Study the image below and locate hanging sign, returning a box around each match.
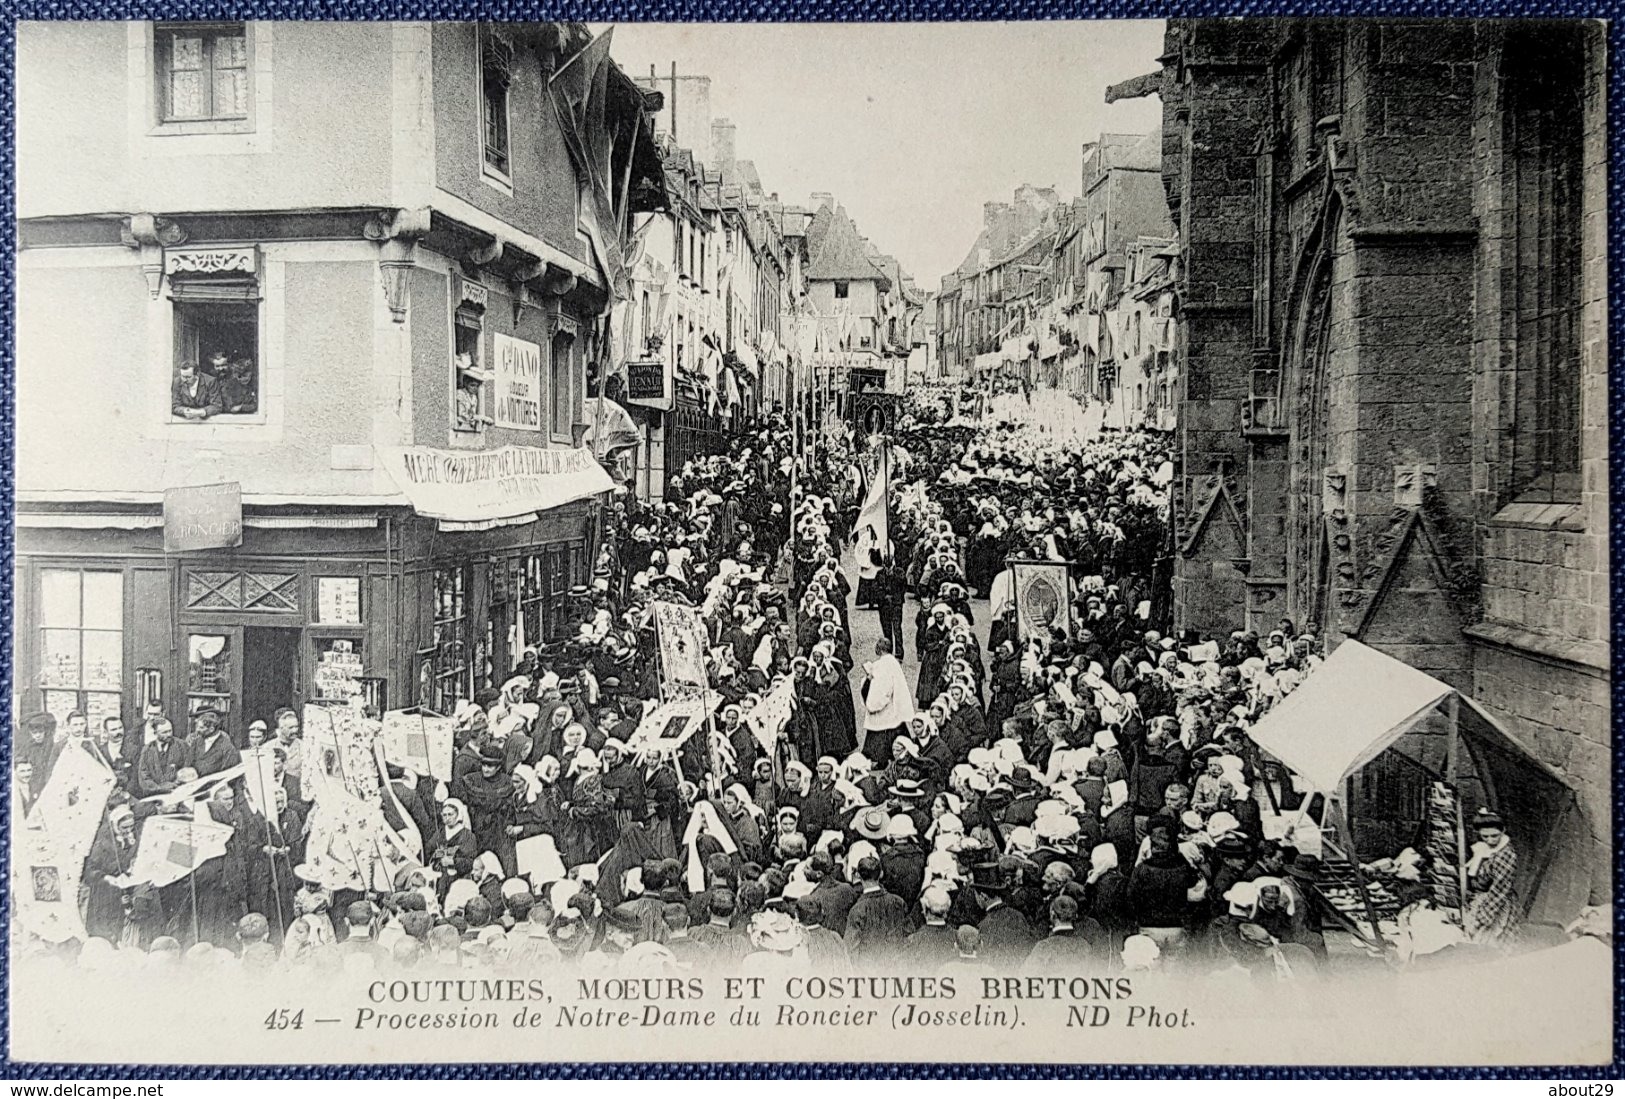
[163,482,243,553]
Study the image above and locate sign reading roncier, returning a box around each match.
[163,482,244,552]
[375,444,615,525]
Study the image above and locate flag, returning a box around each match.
[653,601,710,690]
[627,693,719,759]
[300,788,417,894]
[114,813,234,890]
[13,825,87,943]
[745,676,797,756]
[302,702,383,806]
[380,710,454,784]
[239,747,282,819]
[33,745,118,867]
[140,764,244,813]
[854,443,889,569]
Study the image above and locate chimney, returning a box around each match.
[810,192,835,210]
[710,118,737,176]
[983,201,1010,229]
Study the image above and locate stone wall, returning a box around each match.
[1163,18,1610,904]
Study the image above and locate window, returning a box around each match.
[548,549,572,639]
[156,23,248,125]
[1506,26,1585,504]
[39,569,123,727]
[172,300,259,421]
[550,331,576,441]
[185,632,233,720]
[168,248,262,422]
[312,638,364,702]
[834,281,850,300]
[640,291,652,352]
[429,566,470,713]
[453,280,491,432]
[479,27,514,179]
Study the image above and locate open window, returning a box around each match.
[168,248,262,422]
[452,277,491,432]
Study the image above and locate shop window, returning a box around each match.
[185,632,233,719]
[155,22,249,129]
[550,331,576,442]
[453,280,492,432]
[479,26,514,180]
[547,548,572,639]
[519,555,547,652]
[429,566,470,713]
[39,569,124,727]
[312,637,364,702]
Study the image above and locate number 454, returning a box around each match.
[265,1009,305,1031]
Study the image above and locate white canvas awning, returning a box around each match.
[1244,640,1454,793]
[375,444,613,532]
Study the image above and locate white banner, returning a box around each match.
[492,333,544,431]
[1013,560,1073,643]
[653,601,710,690]
[380,709,455,784]
[375,444,614,525]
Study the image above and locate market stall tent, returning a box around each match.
[1247,639,1590,927]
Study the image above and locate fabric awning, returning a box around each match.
[1245,640,1453,793]
[375,444,613,531]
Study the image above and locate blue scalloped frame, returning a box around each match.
[0,1,1619,1079]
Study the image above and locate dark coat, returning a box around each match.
[844,886,909,962]
[977,901,1038,969]
[1127,851,1198,930]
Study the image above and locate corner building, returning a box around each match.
[15,22,665,727]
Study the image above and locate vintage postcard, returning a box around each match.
[7,17,1612,1069]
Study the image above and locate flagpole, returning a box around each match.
[252,750,288,940]
[187,812,200,947]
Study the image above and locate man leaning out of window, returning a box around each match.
[173,359,224,420]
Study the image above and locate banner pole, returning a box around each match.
[187,813,200,947]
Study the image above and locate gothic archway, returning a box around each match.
[1281,191,1340,632]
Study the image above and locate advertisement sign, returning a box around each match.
[163,482,243,553]
[625,359,671,410]
[492,333,544,431]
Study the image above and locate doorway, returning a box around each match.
[242,626,302,733]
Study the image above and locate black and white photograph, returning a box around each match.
[6,16,1613,1068]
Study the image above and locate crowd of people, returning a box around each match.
[13,397,1548,984]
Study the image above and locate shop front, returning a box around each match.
[15,507,396,732]
[16,444,615,736]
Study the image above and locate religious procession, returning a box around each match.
[11,383,1601,986]
[9,19,1607,1011]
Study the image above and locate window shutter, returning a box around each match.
[169,279,261,303]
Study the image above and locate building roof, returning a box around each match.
[806,205,890,287]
